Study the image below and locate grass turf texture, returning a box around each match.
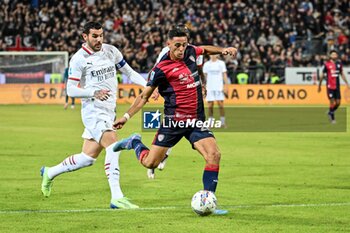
[0,104,349,233]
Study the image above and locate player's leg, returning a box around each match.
[192,134,227,215]
[114,134,168,168]
[193,137,221,192]
[100,131,123,200]
[142,130,182,168]
[158,147,172,170]
[147,147,172,179]
[334,99,341,111]
[331,98,341,124]
[41,139,101,197]
[328,98,336,123]
[71,97,75,109]
[327,89,336,123]
[206,91,215,121]
[100,130,139,209]
[140,145,169,169]
[217,100,226,127]
[113,129,179,169]
[333,89,341,112]
[64,95,69,109]
[208,101,214,120]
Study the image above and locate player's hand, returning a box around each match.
[317,86,321,93]
[94,90,110,101]
[113,117,127,130]
[151,88,160,100]
[222,47,237,57]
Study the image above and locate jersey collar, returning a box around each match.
[82,43,94,55]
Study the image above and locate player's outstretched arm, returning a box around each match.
[146,71,160,100]
[119,63,147,87]
[200,45,237,57]
[120,63,160,99]
[113,86,156,129]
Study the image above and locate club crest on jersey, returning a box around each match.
[150,71,155,81]
[189,55,195,62]
[158,134,165,142]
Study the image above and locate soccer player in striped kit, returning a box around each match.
[318,50,349,123]
[113,26,237,214]
[146,25,205,179]
[40,22,147,209]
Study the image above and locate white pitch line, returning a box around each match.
[0,202,349,214]
[228,202,350,209]
[0,206,176,214]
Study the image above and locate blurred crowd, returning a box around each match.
[0,0,349,83]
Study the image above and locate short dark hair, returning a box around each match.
[329,50,338,55]
[83,22,102,35]
[167,25,190,39]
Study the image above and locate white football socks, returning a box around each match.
[105,143,124,200]
[47,152,96,179]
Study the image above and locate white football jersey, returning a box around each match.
[203,59,227,91]
[68,43,124,109]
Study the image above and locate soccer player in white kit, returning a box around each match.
[203,55,229,127]
[40,22,146,209]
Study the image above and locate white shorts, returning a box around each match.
[81,100,116,143]
[206,90,225,102]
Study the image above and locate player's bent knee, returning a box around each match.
[142,158,160,169]
[206,150,221,164]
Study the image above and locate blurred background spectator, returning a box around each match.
[0,0,349,84]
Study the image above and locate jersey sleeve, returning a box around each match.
[147,67,166,87]
[193,46,204,57]
[196,55,204,66]
[112,46,127,69]
[68,55,83,81]
[221,61,227,72]
[156,47,169,64]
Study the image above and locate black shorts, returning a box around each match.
[152,126,215,149]
[327,88,341,100]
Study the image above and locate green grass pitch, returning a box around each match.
[0,104,349,233]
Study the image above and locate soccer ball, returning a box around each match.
[191,190,217,216]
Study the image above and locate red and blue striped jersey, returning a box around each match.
[322,60,343,90]
[147,45,205,121]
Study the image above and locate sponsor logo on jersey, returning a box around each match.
[187,80,201,88]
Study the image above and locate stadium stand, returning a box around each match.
[0,0,349,83]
